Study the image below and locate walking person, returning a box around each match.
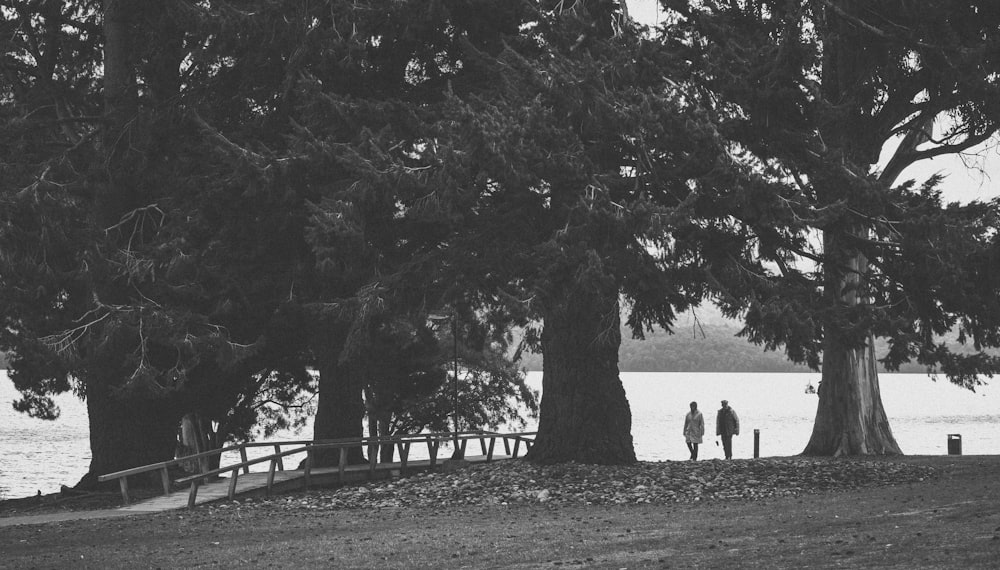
[716,400,740,459]
[683,401,704,460]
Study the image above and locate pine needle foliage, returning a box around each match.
[663,0,1000,387]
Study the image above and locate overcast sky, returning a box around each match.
[624,0,1000,204]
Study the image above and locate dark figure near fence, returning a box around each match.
[716,400,740,459]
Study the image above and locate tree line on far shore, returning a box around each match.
[520,315,962,374]
[5,335,944,375]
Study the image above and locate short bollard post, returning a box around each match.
[753,429,760,458]
[947,434,962,455]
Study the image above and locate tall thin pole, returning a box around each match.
[451,315,463,459]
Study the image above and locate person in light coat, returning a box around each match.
[683,401,705,461]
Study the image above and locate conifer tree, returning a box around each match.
[280,0,545,463]
[664,0,1000,455]
[305,0,758,464]
[1,0,318,485]
[3,0,539,480]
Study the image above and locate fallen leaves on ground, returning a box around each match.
[224,458,935,513]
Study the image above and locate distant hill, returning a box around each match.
[519,307,942,373]
[0,313,960,375]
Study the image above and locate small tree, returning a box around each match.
[361,315,537,461]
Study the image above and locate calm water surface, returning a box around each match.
[1,370,997,499]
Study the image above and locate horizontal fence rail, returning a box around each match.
[98,431,536,508]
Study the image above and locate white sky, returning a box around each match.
[625,0,1000,205]
[895,144,1000,204]
[627,0,663,26]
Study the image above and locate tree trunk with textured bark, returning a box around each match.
[527,282,635,465]
[312,349,367,466]
[804,331,901,455]
[804,231,902,456]
[803,0,902,456]
[78,368,181,489]
[75,0,183,490]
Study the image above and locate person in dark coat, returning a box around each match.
[716,400,740,459]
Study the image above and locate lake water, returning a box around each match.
[2,370,997,500]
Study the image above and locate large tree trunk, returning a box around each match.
[78,369,181,489]
[73,1,182,489]
[175,413,222,475]
[804,331,901,455]
[312,351,367,466]
[803,232,902,456]
[377,417,394,462]
[98,0,138,226]
[363,384,395,462]
[804,1,902,455]
[527,282,635,465]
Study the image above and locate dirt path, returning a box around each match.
[1,455,997,569]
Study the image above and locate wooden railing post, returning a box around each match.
[118,477,130,505]
[338,446,348,483]
[187,481,200,509]
[240,445,250,475]
[159,467,171,495]
[429,439,440,468]
[266,459,277,496]
[303,445,313,489]
[274,444,284,471]
[400,442,411,475]
[486,437,496,462]
[227,470,239,500]
[368,441,378,477]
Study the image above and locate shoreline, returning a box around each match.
[5,370,998,500]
